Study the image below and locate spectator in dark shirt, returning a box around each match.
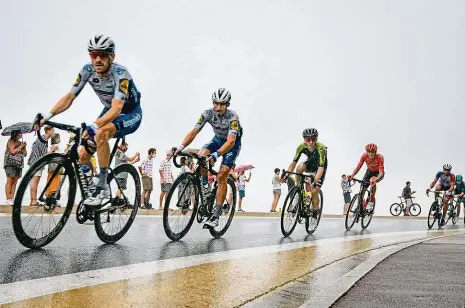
[402,181,416,216]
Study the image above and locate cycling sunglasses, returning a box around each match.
[304,137,317,142]
[89,51,111,59]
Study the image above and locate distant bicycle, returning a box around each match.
[443,196,459,226]
[426,190,445,229]
[12,115,140,249]
[280,170,324,237]
[163,150,236,241]
[389,196,421,216]
[345,178,375,231]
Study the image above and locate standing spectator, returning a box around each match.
[114,142,140,199]
[4,130,27,205]
[159,149,174,210]
[237,170,252,212]
[138,148,156,209]
[402,181,416,216]
[45,133,62,202]
[341,174,352,215]
[270,168,284,213]
[28,126,54,206]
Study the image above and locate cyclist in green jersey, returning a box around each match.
[453,174,465,218]
[284,128,327,218]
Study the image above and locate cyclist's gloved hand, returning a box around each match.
[209,151,220,163]
[175,145,184,156]
[85,123,98,137]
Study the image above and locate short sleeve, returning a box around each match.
[113,68,133,102]
[70,64,93,97]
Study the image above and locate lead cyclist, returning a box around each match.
[39,34,143,207]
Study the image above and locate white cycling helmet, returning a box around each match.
[88,34,115,53]
[212,88,231,103]
[443,164,452,170]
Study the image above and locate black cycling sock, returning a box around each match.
[98,167,108,188]
[214,204,222,218]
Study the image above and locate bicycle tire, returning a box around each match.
[443,201,454,226]
[389,203,402,216]
[209,177,237,238]
[427,200,439,229]
[305,190,324,235]
[12,154,76,249]
[345,193,360,231]
[361,199,375,230]
[94,164,141,243]
[163,172,199,241]
[281,186,301,237]
[408,203,421,217]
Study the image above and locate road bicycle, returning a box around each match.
[389,196,421,216]
[163,150,236,241]
[426,190,446,229]
[345,178,375,231]
[12,116,140,249]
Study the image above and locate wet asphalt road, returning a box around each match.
[0,215,455,285]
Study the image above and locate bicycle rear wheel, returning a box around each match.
[305,190,323,235]
[281,186,301,237]
[361,199,375,230]
[163,172,199,241]
[408,203,421,216]
[94,164,141,243]
[345,193,360,231]
[389,203,402,216]
[209,177,237,238]
[12,154,76,249]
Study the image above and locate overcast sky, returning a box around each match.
[1,0,465,215]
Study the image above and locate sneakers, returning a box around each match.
[204,216,219,228]
[366,202,374,212]
[84,185,110,207]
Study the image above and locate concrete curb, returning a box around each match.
[0,205,427,219]
[299,232,465,308]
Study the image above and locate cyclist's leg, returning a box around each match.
[360,171,371,205]
[295,162,307,186]
[311,169,326,211]
[200,137,222,185]
[215,140,241,210]
[440,186,450,216]
[369,171,383,203]
[458,192,464,217]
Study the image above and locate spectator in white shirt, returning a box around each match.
[138,148,156,209]
[237,170,252,212]
[270,168,284,213]
[159,149,174,210]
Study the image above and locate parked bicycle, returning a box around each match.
[163,150,236,241]
[12,115,140,249]
[280,170,324,237]
[345,178,375,231]
[390,196,421,216]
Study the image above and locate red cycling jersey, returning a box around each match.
[357,153,384,173]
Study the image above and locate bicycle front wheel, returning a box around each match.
[281,186,301,237]
[427,200,440,230]
[408,203,421,216]
[94,164,141,243]
[12,154,76,249]
[163,172,199,241]
[209,177,237,238]
[305,190,324,235]
[389,203,402,216]
[345,193,360,231]
[361,199,375,230]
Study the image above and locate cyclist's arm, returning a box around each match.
[351,155,365,177]
[376,155,384,181]
[288,143,305,174]
[314,167,324,184]
[429,177,439,189]
[216,133,236,157]
[180,128,201,149]
[48,92,77,118]
[95,98,123,128]
[313,145,326,184]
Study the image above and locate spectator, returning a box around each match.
[45,133,62,203]
[4,130,27,205]
[28,126,54,206]
[114,142,140,199]
[159,149,174,210]
[270,168,284,213]
[237,170,252,212]
[341,174,352,215]
[138,148,156,209]
[402,181,416,216]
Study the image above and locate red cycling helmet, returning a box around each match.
[365,143,378,152]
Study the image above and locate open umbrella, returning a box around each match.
[1,122,35,136]
[235,165,255,173]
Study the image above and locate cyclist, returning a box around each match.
[175,88,242,228]
[39,34,142,207]
[453,174,464,219]
[284,128,327,218]
[348,143,384,212]
[427,164,455,226]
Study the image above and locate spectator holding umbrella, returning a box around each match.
[235,164,254,212]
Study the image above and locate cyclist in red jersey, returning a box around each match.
[348,143,384,212]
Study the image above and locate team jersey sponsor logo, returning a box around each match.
[119,79,129,95]
[73,74,81,86]
[229,120,239,131]
[197,114,204,125]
